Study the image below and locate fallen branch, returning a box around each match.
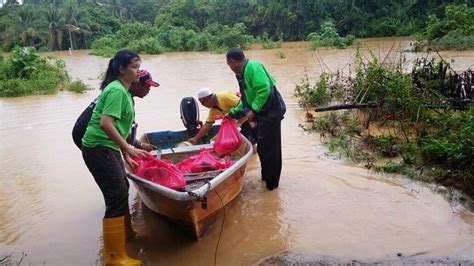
[314,103,378,112]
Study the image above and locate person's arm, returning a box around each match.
[100,115,147,168]
[229,100,244,118]
[247,63,271,113]
[189,122,212,145]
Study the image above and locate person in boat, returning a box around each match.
[81,50,158,265]
[225,47,286,191]
[188,87,257,145]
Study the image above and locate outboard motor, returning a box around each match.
[180,97,200,137]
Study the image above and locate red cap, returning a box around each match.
[137,70,159,87]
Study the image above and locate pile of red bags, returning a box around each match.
[176,148,233,174]
[133,154,186,191]
[214,116,242,155]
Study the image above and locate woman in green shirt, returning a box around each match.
[81,49,149,265]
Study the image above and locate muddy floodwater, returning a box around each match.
[1,38,473,265]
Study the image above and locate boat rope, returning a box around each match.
[214,190,225,266]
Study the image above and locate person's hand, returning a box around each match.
[123,152,139,170]
[249,120,257,129]
[140,143,154,152]
[246,110,256,121]
[124,146,148,159]
[188,137,198,145]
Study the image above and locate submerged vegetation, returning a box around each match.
[0,47,89,97]
[295,49,473,205]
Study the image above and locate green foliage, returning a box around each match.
[294,73,330,108]
[91,21,253,56]
[128,37,165,54]
[65,79,90,93]
[0,48,74,97]
[308,21,354,49]
[374,161,414,177]
[9,47,42,78]
[424,4,474,50]
[1,0,472,52]
[257,33,282,49]
[421,108,474,171]
[353,50,419,126]
[373,135,400,157]
[295,50,473,199]
[433,30,474,50]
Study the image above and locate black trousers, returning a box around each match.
[256,113,282,190]
[240,121,258,144]
[81,146,130,218]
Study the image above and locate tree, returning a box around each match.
[107,0,127,20]
[43,5,65,51]
[65,3,92,49]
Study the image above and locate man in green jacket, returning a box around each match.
[226,47,285,190]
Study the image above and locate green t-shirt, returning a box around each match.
[82,80,135,151]
[230,60,276,115]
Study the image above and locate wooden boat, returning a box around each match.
[126,129,253,239]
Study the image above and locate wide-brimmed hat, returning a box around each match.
[137,70,159,87]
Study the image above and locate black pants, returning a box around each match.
[256,114,282,190]
[240,121,258,144]
[81,146,130,218]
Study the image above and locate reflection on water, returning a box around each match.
[0,38,473,264]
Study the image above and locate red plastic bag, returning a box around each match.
[176,148,233,174]
[133,154,186,191]
[214,116,242,155]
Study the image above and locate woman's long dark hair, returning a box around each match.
[100,49,140,90]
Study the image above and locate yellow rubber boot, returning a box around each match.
[124,212,137,240]
[103,216,141,266]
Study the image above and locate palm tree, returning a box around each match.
[44,5,65,51]
[65,3,91,50]
[107,0,126,20]
[4,6,41,47]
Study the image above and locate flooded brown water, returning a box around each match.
[1,38,473,265]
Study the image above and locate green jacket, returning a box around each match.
[230,60,276,116]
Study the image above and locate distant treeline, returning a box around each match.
[0,0,473,53]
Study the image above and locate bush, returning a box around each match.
[373,135,400,157]
[65,79,90,93]
[257,33,282,49]
[0,48,69,97]
[92,21,254,56]
[294,73,330,108]
[308,21,354,49]
[421,108,474,171]
[128,37,165,54]
[423,4,474,50]
[433,30,474,50]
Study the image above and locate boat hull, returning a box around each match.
[127,131,253,239]
[132,164,246,239]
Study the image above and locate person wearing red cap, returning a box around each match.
[81,50,159,265]
[127,70,160,151]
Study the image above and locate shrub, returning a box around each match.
[433,30,474,50]
[65,79,90,93]
[128,37,165,54]
[294,73,330,108]
[0,49,69,97]
[373,135,400,157]
[308,21,354,49]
